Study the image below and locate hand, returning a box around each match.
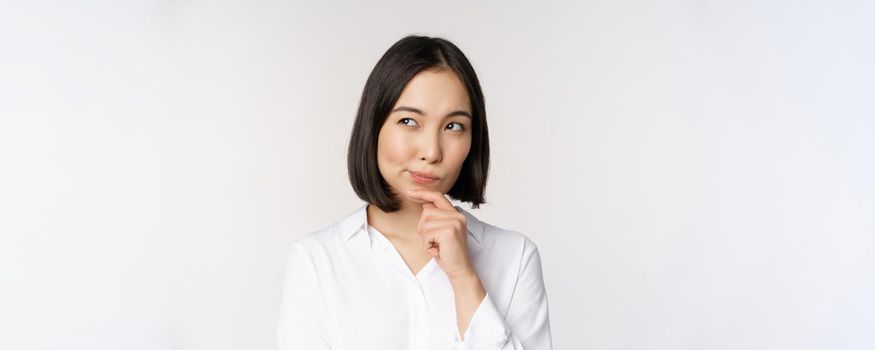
[404,189,477,281]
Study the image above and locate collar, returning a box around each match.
[337,203,484,245]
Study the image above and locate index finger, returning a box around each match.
[405,189,454,211]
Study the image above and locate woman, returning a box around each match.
[277,35,553,350]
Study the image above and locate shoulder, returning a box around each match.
[458,206,537,247]
[283,204,365,259]
[461,212,547,303]
[459,207,542,261]
[288,204,367,256]
[482,220,541,254]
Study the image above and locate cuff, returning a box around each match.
[453,292,510,349]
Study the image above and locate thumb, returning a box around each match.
[427,246,440,257]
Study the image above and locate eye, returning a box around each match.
[398,117,419,127]
[447,122,466,131]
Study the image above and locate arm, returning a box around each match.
[451,238,553,349]
[451,273,487,341]
[276,242,333,350]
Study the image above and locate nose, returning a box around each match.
[418,129,442,163]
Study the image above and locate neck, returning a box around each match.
[366,200,423,240]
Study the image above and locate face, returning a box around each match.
[376,68,473,206]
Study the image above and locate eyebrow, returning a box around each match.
[391,106,472,119]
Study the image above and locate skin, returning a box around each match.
[365,67,486,340]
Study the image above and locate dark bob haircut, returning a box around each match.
[347,34,490,212]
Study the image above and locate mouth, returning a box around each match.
[408,170,439,185]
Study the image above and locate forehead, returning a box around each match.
[393,69,471,113]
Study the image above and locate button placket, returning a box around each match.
[368,225,434,349]
[409,281,431,350]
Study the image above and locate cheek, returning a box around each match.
[441,140,472,190]
[448,138,472,166]
[377,128,416,167]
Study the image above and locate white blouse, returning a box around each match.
[276,203,553,349]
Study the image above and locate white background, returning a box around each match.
[2,1,873,349]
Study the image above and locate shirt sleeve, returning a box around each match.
[276,241,333,350]
[452,238,554,349]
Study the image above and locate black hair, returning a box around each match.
[347,34,490,212]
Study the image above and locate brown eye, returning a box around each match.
[447,122,465,131]
[399,118,418,127]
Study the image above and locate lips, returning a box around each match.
[409,170,440,185]
[409,170,439,180]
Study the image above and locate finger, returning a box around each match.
[416,205,444,233]
[421,218,464,241]
[417,207,433,236]
[421,230,440,252]
[426,246,440,257]
[419,222,457,255]
[418,207,464,228]
[405,189,455,211]
[419,220,447,239]
[425,238,439,255]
